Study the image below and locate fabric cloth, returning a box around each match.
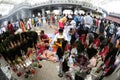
[27,19,32,30]
[7,24,14,34]
[53,33,68,42]
[59,17,67,29]
[99,46,109,59]
[20,21,26,32]
[88,57,97,68]
[92,38,100,49]
[40,34,49,43]
[59,17,67,23]
[84,15,93,29]
[99,22,105,33]
[58,22,64,29]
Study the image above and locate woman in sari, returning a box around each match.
[19,19,26,32]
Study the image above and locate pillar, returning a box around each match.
[21,9,26,19]
[29,10,32,18]
[50,7,53,14]
[16,13,20,20]
[74,8,79,14]
[58,7,62,15]
[78,8,81,14]
[10,17,13,22]
[26,9,32,18]
[41,8,45,17]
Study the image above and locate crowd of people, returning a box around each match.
[0,12,120,80]
[0,14,60,35]
[48,13,120,79]
[31,12,120,79]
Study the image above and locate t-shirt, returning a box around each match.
[84,15,93,28]
[40,34,49,43]
[53,33,68,42]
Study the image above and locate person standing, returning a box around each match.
[7,21,14,34]
[19,19,26,32]
[99,19,105,35]
[58,15,68,29]
[27,18,32,30]
[84,13,93,31]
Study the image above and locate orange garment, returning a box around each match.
[58,17,67,29]
[20,21,26,32]
[50,16,53,23]
[59,17,67,23]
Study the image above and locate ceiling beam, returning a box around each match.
[0,0,15,5]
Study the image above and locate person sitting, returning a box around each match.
[36,30,49,55]
[39,30,49,43]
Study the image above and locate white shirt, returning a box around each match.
[116,27,120,36]
[70,20,76,28]
[27,20,32,29]
[53,33,68,42]
[84,15,93,28]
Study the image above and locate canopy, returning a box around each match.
[0,0,120,16]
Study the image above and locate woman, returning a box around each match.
[19,19,26,32]
[99,19,105,35]
[58,15,68,29]
[7,21,14,34]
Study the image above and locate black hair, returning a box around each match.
[8,21,10,24]
[88,13,90,15]
[76,40,85,54]
[93,32,99,39]
[99,35,105,42]
[59,28,63,33]
[100,38,109,51]
[40,30,44,34]
[87,48,98,59]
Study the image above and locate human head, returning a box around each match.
[8,21,10,24]
[58,28,63,35]
[40,30,44,35]
[88,12,90,15]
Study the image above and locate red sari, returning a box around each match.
[7,24,14,34]
[92,38,100,49]
[99,46,109,59]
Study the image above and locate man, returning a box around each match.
[53,29,68,60]
[38,30,49,54]
[39,30,49,43]
[53,28,68,44]
[84,13,93,31]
